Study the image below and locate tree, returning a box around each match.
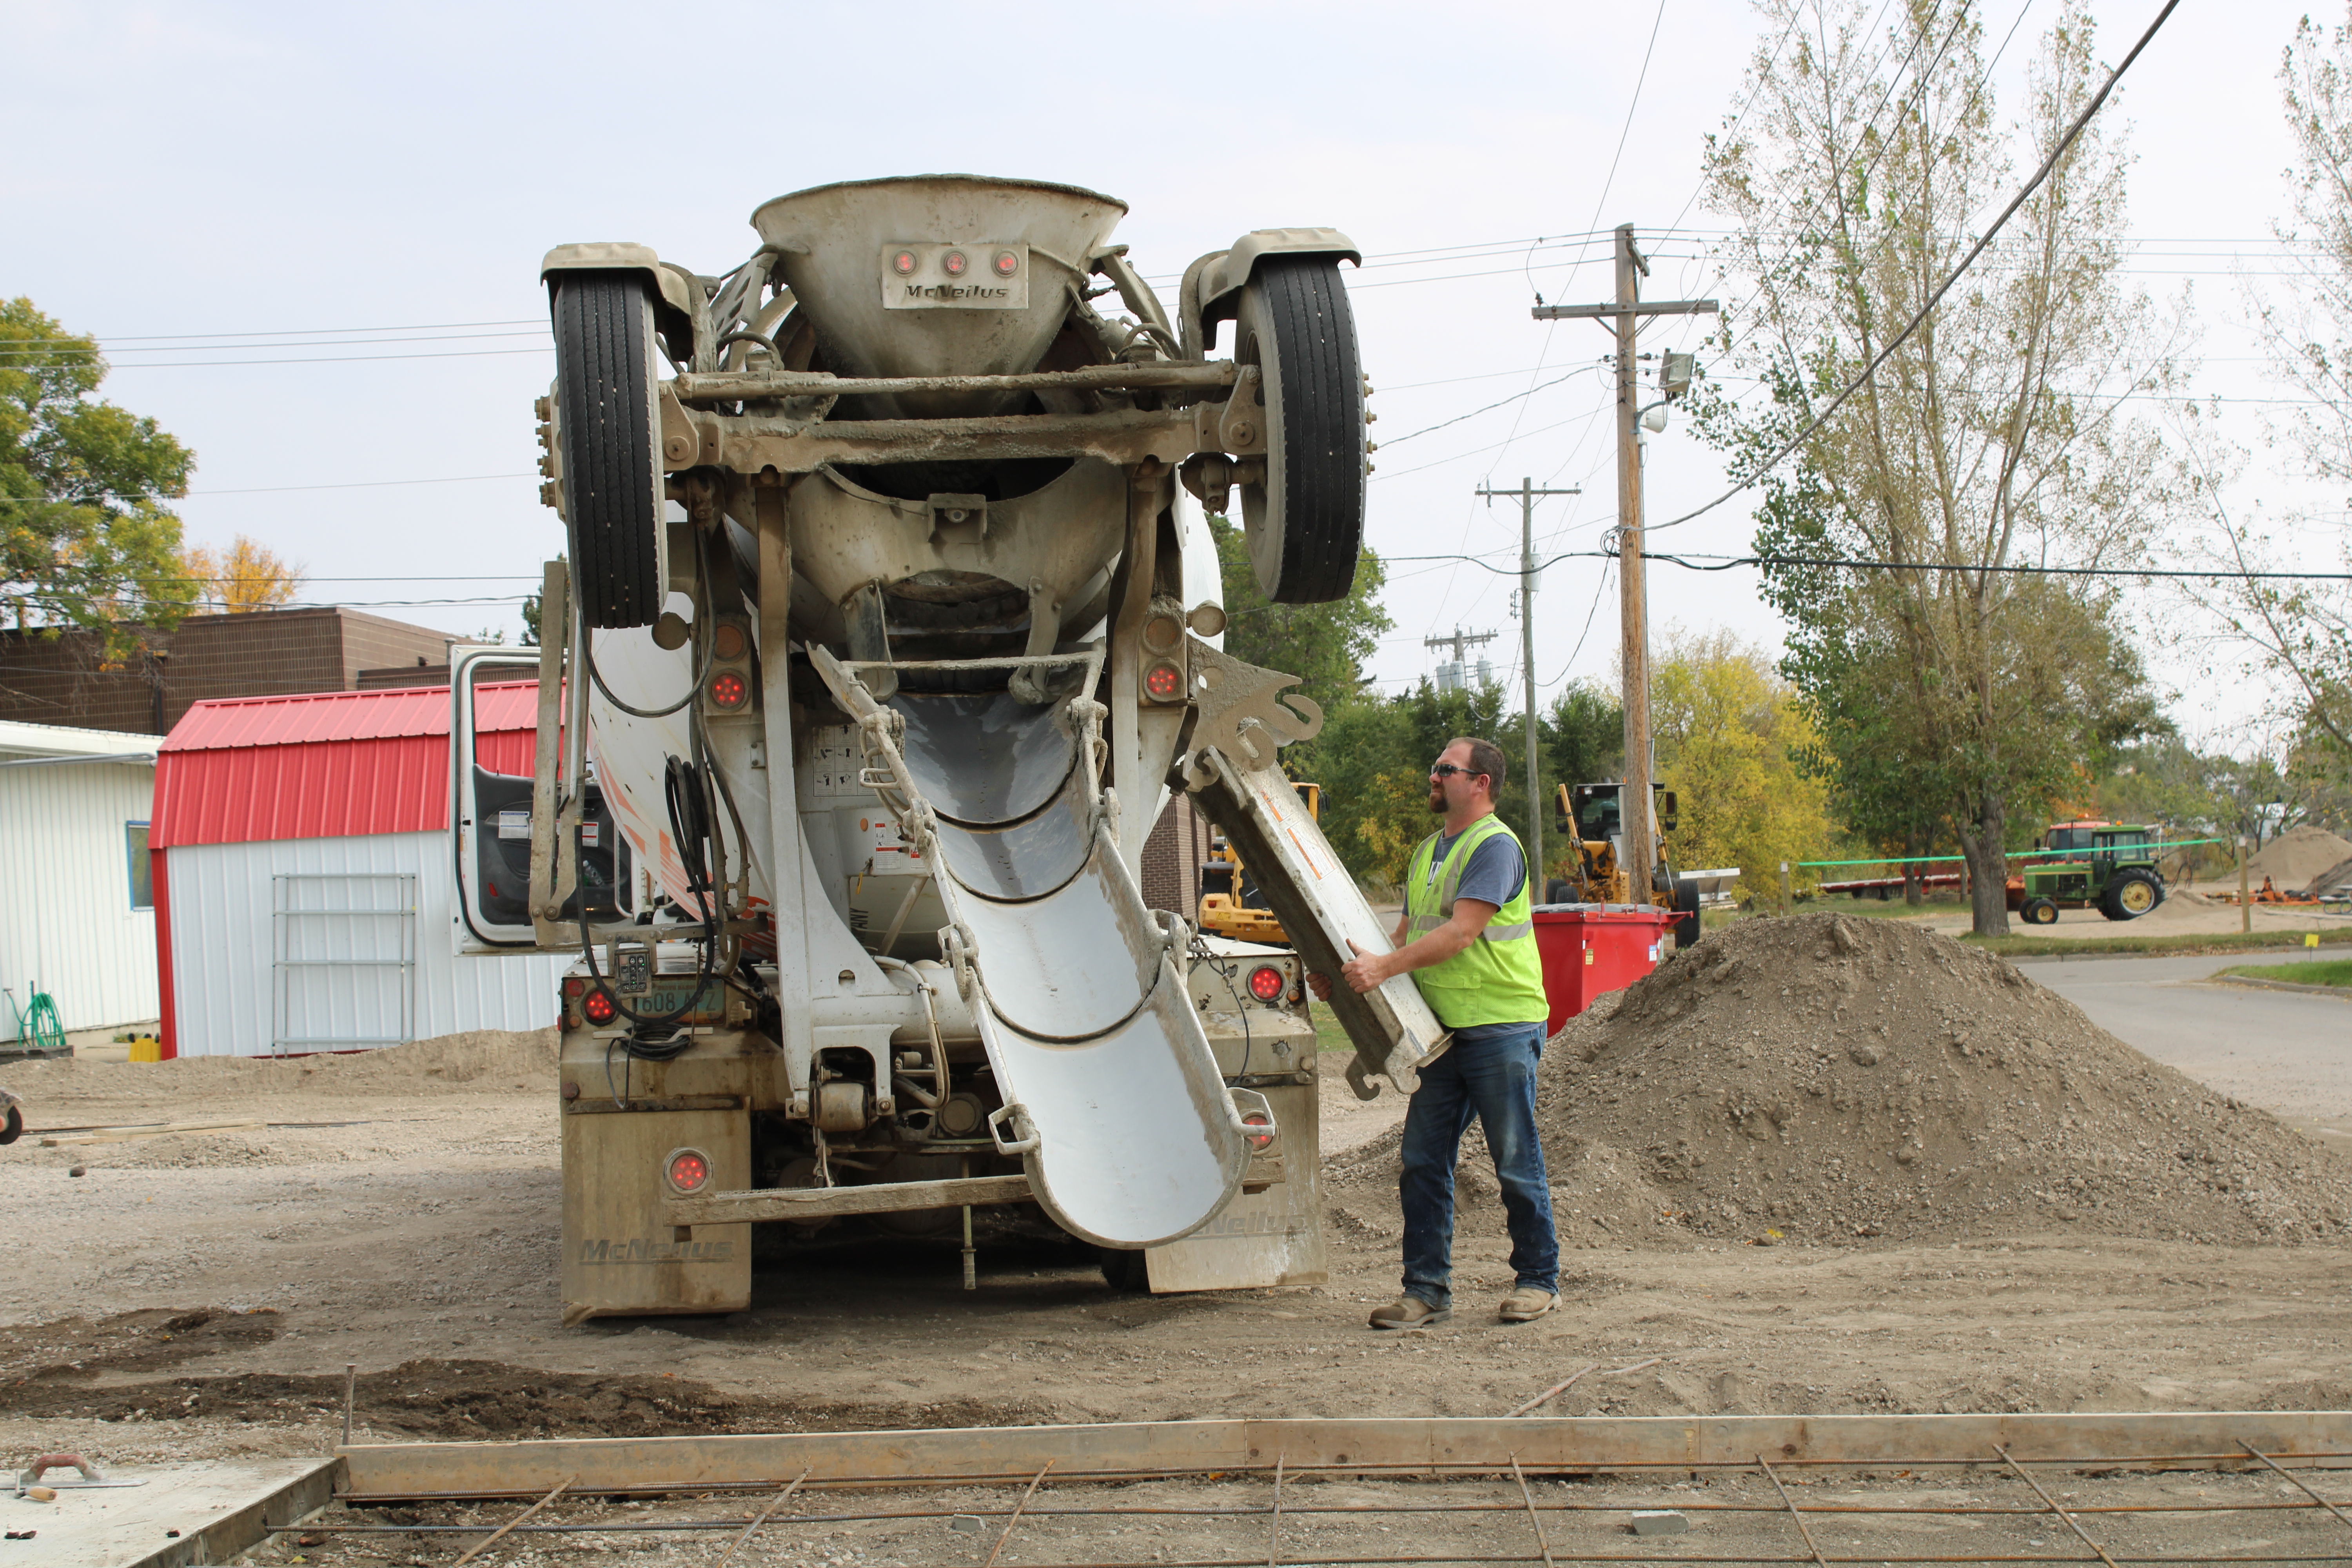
[1206,511,1392,724]
[1544,680,1623,790]
[178,535,303,613]
[1,298,195,648]
[1649,629,1835,903]
[1697,0,2178,934]
[2212,8,2352,776]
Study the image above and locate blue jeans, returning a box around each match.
[1398,1021,1558,1311]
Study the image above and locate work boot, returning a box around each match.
[1497,1287,1558,1323]
[1368,1296,1450,1330]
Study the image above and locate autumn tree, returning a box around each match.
[179,534,305,613]
[1698,0,2177,934]
[1,298,196,648]
[1649,629,1834,903]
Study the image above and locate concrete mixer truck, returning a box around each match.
[446,176,1448,1322]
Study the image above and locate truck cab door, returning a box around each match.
[450,644,631,953]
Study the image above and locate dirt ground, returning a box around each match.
[1,926,2348,1561]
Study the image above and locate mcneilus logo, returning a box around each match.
[904,283,1011,302]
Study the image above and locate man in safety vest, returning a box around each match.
[1308,736,1559,1329]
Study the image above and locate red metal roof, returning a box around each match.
[152,682,542,848]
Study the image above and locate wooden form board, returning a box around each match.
[338,1412,2352,1500]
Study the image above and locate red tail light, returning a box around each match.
[708,671,748,710]
[1241,1112,1275,1151]
[665,1148,711,1194]
[1247,965,1285,1002]
[1143,662,1183,701]
[582,988,617,1025]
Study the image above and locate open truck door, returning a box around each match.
[450,642,630,955]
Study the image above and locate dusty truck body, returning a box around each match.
[448,176,1446,1321]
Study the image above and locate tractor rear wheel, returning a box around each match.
[1546,878,1577,905]
[2101,869,2161,921]
[2021,897,2060,926]
[0,1104,19,1145]
[1233,259,1365,604]
[553,273,666,628]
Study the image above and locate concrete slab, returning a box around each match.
[0,1456,335,1568]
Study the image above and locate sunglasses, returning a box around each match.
[1429,763,1487,780]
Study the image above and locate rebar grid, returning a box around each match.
[288,1443,2352,1566]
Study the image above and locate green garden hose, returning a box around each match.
[6,990,65,1053]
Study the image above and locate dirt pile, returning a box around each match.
[2242,825,2352,891]
[0,1027,559,1107]
[1327,914,2352,1249]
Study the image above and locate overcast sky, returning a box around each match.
[5,0,2336,746]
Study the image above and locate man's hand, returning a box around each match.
[1306,940,1390,1001]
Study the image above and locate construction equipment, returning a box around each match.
[448,176,1448,1318]
[1198,782,1319,945]
[2016,824,2167,924]
[1548,781,1702,948]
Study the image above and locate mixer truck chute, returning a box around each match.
[459,176,1442,1319]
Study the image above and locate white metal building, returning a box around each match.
[152,685,569,1057]
[0,720,163,1043]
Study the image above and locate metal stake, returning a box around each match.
[1268,1454,1286,1568]
[341,1363,355,1447]
[1506,1456,1557,1568]
[452,1474,575,1566]
[717,1467,811,1568]
[984,1462,1055,1568]
[2239,1441,2352,1534]
[1996,1445,2123,1568]
[1757,1457,1829,1568]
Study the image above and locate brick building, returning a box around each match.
[0,608,461,735]
[1141,792,1213,920]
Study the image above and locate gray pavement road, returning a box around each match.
[2018,948,2352,1146]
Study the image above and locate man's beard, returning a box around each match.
[1428,785,1446,813]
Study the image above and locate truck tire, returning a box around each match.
[2100,869,2161,921]
[1098,1246,1150,1293]
[2022,897,2060,926]
[1232,259,1365,604]
[554,274,665,628]
[0,1104,19,1145]
[1545,878,1577,905]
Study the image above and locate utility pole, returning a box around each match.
[1476,478,1580,879]
[1532,225,1715,909]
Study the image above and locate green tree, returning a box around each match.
[2,299,196,648]
[1697,0,2178,934]
[1543,680,1623,790]
[1207,511,1391,724]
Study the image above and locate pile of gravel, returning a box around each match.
[1328,913,2352,1249]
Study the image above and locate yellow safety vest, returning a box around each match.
[1403,814,1550,1029]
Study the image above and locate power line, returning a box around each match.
[1378,545,2352,582]
[1649,0,2183,535]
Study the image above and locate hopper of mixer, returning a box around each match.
[751,174,1127,418]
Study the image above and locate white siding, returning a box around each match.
[165,830,569,1056]
[0,760,160,1038]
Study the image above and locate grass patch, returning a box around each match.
[1961,927,2352,959]
[1308,1005,1357,1054]
[1703,897,1962,930]
[2219,957,2352,987]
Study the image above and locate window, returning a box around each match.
[126,822,152,910]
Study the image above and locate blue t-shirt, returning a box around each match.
[1419,822,1540,1047]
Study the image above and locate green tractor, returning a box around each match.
[2018,824,2165,925]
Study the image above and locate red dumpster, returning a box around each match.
[1532,904,1680,1036]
